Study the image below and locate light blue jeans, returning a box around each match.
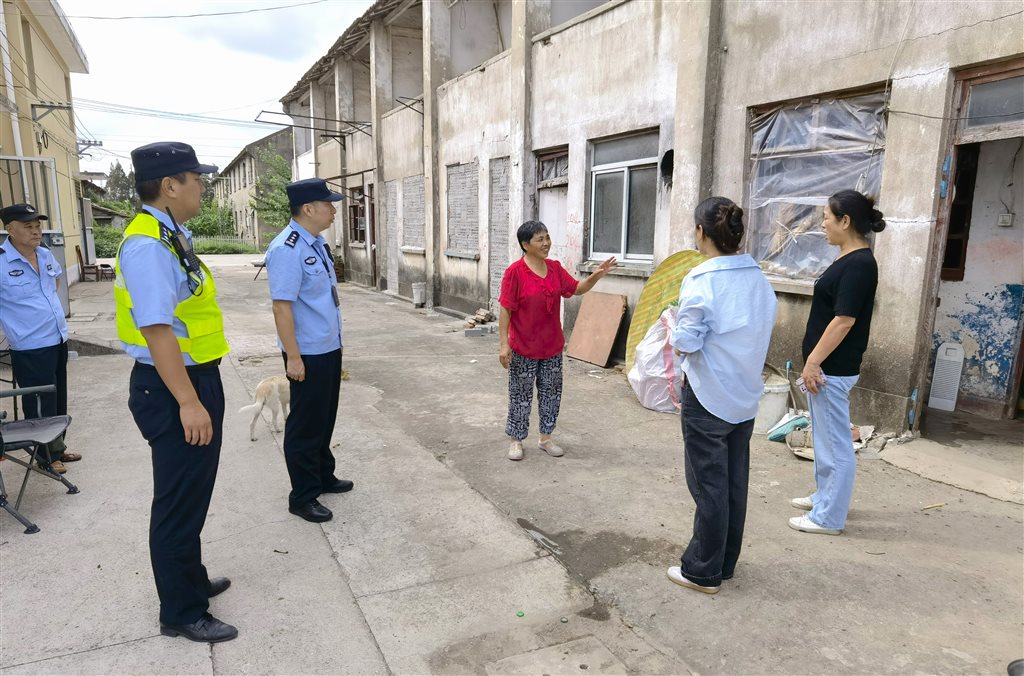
[808,374,859,530]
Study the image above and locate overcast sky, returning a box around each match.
[61,0,373,175]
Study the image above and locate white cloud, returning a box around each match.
[61,0,372,174]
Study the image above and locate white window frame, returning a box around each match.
[588,156,657,262]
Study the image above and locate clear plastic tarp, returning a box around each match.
[748,92,886,278]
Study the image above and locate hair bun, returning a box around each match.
[870,208,886,233]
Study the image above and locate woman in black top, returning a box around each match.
[789,190,884,536]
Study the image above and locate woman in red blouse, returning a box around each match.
[498,220,616,461]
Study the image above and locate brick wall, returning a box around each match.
[488,157,510,303]
[446,161,479,253]
[402,175,425,248]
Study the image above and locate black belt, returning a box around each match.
[134,358,221,371]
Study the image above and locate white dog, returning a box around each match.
[239,375,291,441]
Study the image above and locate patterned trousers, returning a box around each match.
[506,351,563,440]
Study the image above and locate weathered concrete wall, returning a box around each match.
[531,0,681,350]
[934,137,1024,407]
[436,51,512,313]
[711,0,1024,430]
[449,0,510,78]
[380,105,428,297]
[550,0,609,27]
[392,33,424,101]
[353,62,372,123]
[382,106,424,181]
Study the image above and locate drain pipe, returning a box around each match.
[0,2,30,198]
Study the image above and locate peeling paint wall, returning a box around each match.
[711,0,1024,429]
[933,137,1024,405]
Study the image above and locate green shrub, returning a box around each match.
[92,224,123,258]
[192,241,259,255]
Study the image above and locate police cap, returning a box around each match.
[131,141,218,182]
[286,178,344,208]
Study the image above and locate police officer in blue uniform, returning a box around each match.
[266,178,352,523]
[117,142,237,642]
[0,203,80,474]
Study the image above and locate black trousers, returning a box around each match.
[679,380,754,587]
[128,362,224,625]
[11,341,68,463]
[281,349,341,506]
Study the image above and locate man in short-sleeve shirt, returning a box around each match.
[0,203,77,472]
[265,178,351,523]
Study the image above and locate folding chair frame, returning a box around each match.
[0,385,79,534]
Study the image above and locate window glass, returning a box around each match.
[966,76,1024,128]
[626,166,656,256]
[592,172,624,253]
[593,132,659,166]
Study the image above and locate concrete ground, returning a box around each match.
[1,255,1021,675]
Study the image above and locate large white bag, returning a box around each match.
[627,306,682,413]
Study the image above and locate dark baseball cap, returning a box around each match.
[286,178,344,208]
[1,203,48,225]
[131,141,218,182]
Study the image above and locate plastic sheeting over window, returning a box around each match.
[748,92,886,278]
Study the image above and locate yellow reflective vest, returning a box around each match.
[114,212,229,364]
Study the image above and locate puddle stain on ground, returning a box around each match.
[516,518,678,583]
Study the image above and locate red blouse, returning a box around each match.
[499,257,579,359]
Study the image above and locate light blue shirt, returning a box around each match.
[118,205,201,365]
[266,220,342,355]
[671,254,777,424]
[0,243,68,350]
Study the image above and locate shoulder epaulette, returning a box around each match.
[0,246,5,254]
[285,231,300,248]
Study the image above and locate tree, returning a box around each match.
[187,201,233,237]
[106,161,132,201]
[249,144,292,232]
[105,161,141,212]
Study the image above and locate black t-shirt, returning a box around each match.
[802,248,878,376]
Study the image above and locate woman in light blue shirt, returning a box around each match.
[0,204,78,473]
[666,196,777,595]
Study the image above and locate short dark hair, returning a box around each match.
[136,173,188,203]
[516,220,548,253]
[694,196,744,254]
[290,203,305,217]
[829,190,886,236]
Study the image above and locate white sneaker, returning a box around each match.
[508,440,524,461]
[790,496,813,510]
[666,566,719,594]
[788,514,841,535]
[537,439,564,457]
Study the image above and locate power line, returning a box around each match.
[74,98,284,131]
[59,0,331,21]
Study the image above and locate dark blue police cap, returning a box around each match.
[1,203,48,225]
[131,142,218,183]
[286,178,344,208]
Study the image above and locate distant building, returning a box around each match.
[213,128,294,250]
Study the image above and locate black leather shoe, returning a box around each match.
[160,613,238,643]
[289,499,333,522]
[323,478,354,494]
[207,577,231,598]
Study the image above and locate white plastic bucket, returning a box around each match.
[412,282,426,307]
[754,376,790,435]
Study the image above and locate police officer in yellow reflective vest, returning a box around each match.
[115,142,237,643]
